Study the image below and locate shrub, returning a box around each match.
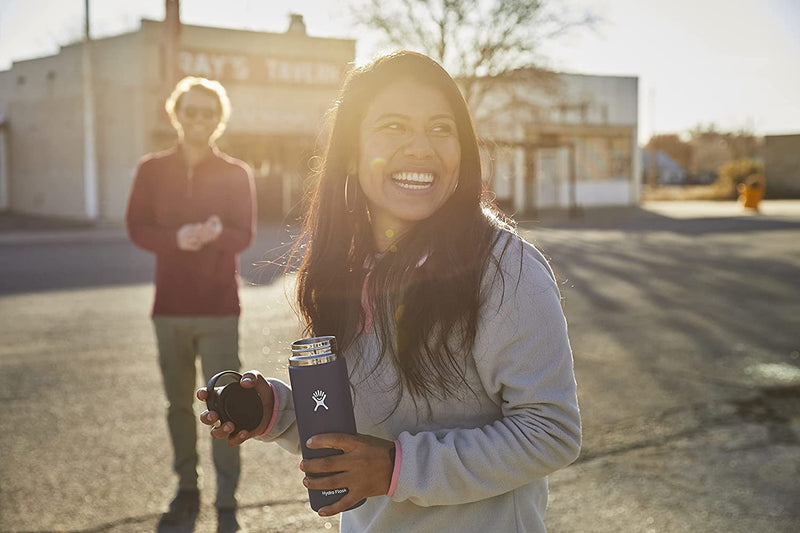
[716,159,764,198]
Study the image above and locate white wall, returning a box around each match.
[2,46,86,218]
[575,179,632,207]
[92,31,146,221]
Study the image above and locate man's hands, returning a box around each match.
[176,215,223,251]
[197,370,274,446]
[300,433,395,517]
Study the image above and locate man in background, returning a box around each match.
[126,76,256,533]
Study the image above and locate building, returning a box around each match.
[475,70,639,215]
[0,17,640,222]
[0,15,355,221]
[640,149,689,185]
[764,134,800,198]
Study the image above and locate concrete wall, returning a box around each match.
[764,134,800,198]
[92,31,148,221]
[0,30,149,221]
[0,46,86,218]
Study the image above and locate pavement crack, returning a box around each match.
[731,385,800,446]
[576,384,800,463]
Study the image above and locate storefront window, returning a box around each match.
[577,137,610,181]
[611,137,632,179]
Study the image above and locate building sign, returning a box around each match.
[177,50,344,86]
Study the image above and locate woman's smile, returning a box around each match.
[391,171,436,190]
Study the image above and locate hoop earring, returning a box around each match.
[344,174,357,214]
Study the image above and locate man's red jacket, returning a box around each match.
[126,146,256,316]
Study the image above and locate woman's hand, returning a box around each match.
[197,370,274,446]
[300,433,395,517]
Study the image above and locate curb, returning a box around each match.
[0,228,128,246]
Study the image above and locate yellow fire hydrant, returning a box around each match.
[737,176,765,212]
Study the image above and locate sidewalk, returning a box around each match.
[2,200,799,245]
[643,199,800,219]
[0,211,127,245]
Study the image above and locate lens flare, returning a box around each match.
[370,157,386,172]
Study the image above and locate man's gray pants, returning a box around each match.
[153,315,241,510]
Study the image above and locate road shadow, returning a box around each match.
[0,223,299,296]
[527,212,800,453]
[0,211,95,231]
[518,206,800,235]
[2,207,799,296]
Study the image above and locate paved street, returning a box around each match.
[1,201,799,532]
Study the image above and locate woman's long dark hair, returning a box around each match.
[291,51,514,410]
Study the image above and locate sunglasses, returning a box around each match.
[180,106,219,121]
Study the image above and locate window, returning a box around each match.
[611,137,632,179]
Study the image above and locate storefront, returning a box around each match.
[476,71,640,215]
[0,15,355,221]
[0,16,640,223]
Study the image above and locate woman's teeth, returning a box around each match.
[392,172,434,190]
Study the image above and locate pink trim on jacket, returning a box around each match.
[387,440,402,497]
[256,381,280,437]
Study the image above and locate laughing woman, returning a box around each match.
[198,51,581,532]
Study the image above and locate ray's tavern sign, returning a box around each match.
[177,49,344,86]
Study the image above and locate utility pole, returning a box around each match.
[82,0,99,220]
[163,0,181,89]
[647,87,658,189]
[0,114,8,211]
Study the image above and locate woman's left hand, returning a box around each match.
[300,433,395,517]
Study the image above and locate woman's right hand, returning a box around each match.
[197,370,275,446]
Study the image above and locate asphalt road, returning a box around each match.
[1,201,799,532]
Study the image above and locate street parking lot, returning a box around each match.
[1,201,799,532]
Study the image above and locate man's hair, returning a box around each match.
[164,76,232,142]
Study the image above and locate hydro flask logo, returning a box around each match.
[312,390,328,411]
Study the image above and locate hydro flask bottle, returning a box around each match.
[289,336,365,512]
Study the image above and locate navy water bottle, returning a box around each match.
[289,336,365,512]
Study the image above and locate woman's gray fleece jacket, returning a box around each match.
[258,231,581,532]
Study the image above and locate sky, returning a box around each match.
[0,0,798,144]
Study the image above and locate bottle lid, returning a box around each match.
[289,336,338,366]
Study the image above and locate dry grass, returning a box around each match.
[642,184,735,201]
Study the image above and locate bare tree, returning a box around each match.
[647,134,693,170]
[687,125,762,175]
[350,0,596,112]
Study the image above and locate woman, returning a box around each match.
[198,51,580,532]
